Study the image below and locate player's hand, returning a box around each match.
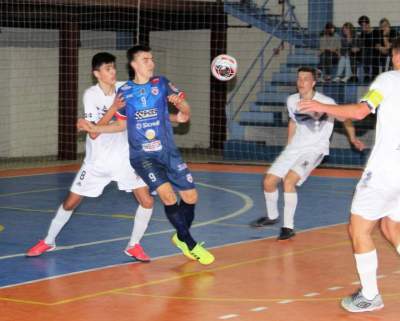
[168,94,184,107]
[176,111,190,123]
[77,118,95,132]
[351,137,366,151]
[111,94,125,110]
[298,100,325,113]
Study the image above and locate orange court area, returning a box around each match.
[1,224,399,321]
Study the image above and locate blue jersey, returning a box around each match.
[115,76,184,160]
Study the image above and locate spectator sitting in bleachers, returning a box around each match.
[318,22,341,82]
[333,22,360,83]
[357,15,380,82]
[376,18,398,72]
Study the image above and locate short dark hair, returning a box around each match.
[392,37,400,51]
[126,45,152,79]
[297,66,316,80]
[127,45,152,63]
[91,52,116,71]
[358,15,370,26]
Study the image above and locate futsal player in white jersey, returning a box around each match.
[250,66,365,240]
[299,38,400,313]
[26,52,154,262]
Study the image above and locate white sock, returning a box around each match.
[44,205,73,245]
[396,244,400,255]
[264,190,279,219]
[355,250,379,300]
[283,192,297,229]
[129,206,153,246]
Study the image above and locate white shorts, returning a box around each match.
[70,160,147,198]
[351,181,400,222]
[267,148,325,186]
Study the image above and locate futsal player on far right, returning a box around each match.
[299,37,400,313]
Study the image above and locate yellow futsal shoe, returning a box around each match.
[171,233,195,260]
[190,243,215,265]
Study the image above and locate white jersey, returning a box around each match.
[286,92,335,155]
[360,71,400,188]
[83,81,127,169]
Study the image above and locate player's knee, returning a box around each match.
[181,190,198,204]
[282,177,296,192]
[139,195,154,209]
[62,202,77,211]
[160,192,177,205]
[263,175,276,192]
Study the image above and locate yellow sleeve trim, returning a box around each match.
[361,90,384,111]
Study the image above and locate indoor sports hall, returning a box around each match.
[1,1,400,320]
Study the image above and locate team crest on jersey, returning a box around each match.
[151,77,160,84]
[168,82,179,93]
[177,163,188,171]
[186,173,193,183]
[151,87,159,96]
[135,108,157,120]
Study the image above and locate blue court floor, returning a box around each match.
[0,170,358,288]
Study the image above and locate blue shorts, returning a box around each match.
[130,153,195,193]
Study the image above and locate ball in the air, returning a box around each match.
[211,54,237,81]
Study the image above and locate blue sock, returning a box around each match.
[164,203,196,250]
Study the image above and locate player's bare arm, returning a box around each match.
[78,118,126,133]
[168,94,190,123]
[343,119,366,151]
[299,100,371,121]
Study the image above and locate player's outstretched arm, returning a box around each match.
[343,119,366,151]
[168,94,190,123]
[77,118,126,133]
[299,100,371,121]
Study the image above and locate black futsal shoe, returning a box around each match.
[277,227,295,240]
[250,216,279,227]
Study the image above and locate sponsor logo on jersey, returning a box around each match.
[136,123,142,129]
[121,84,132,90]
[142,140,162,152]
[145,129,156,140]
[186,173,193,183]
[135,108,157,120]
[151,87,159,96]
[141,120,160,129]
[168,82,180,93]
[151,77,160,84]
[177,163,188,171]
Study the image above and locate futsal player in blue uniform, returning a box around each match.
[78,45,214,265]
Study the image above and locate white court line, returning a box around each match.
[218,314,239,320]
[250,307,267,312]
[351,281,361,285]
[0,181,254,261]
[377,275,386,279]
[303,292,320,297]
[327,286,343,291]
[277,299,294,304]
[0,221,350,289]
[393,270,400,274]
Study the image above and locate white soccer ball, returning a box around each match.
[211,54,238,81]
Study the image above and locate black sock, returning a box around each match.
[164,203,196,250]
[179,199,195,228]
